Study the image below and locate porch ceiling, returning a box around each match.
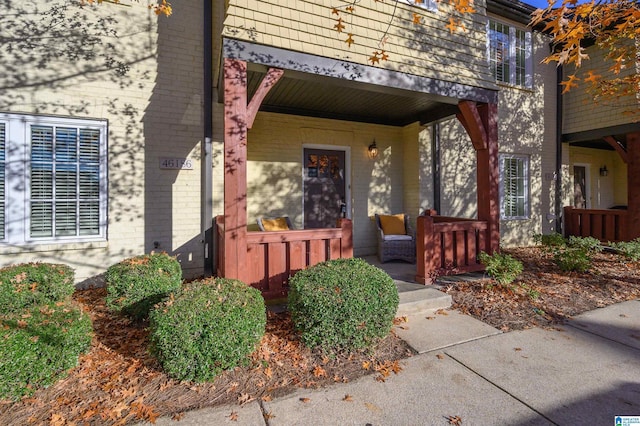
[245,69,458,127]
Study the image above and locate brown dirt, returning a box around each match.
[1,246,639,424]
[443,247,640,331]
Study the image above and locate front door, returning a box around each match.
[303,148,346,229]
[573,165,588,208]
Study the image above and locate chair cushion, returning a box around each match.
[261,217,290,231]
[383,234,413,241]
[379,214,406,235]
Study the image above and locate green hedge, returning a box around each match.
[0,263,75,315]
[149,278,266,382]
[288,258,399,353]
[105,252,182,320]
[0,301,93,400]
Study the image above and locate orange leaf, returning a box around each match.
[343,394,353,401]
[228,411,239,421]
[299,397,311,403]
[313,365,327,378]
[345,34,355,47]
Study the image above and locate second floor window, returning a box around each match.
[488,19,532,88]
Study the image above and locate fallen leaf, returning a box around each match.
[299,397,311,403]
[228,411,238,421]
[313,365,327,378]
[447,415,463,425]
[261,395,272,402]
[343,394,353,402]
[436,354,445,359]
[263,411,275,420]
[436,309,449,316]
[514,347,522,352]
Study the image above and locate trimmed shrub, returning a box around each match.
[0,263,75,315]
[478,251,523,286]
[288,258,399,354]
[0,301,93,400]
[610,238,640,262]
[106,252,182,320]
[149,278,266,382]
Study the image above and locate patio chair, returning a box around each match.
[257,216,294,231]
[374,213,416,263]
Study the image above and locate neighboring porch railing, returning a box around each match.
[215,217,353,299]
[415,210,487,284]
[563,206,628,242]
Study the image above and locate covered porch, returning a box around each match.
[563,128,640,242]
[216,41,500,299]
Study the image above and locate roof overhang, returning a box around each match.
[220,38,498,127]
[563,123,640,150]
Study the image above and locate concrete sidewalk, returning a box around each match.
[148,300,640,426]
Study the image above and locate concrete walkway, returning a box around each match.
[145,299,640,426]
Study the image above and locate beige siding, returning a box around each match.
[0,1,205,284]
[426,28,557,248]
[223,0,495,90]
[563,43,640,134]
[222,111,407,257]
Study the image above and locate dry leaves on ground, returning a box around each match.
[0,288,412,425]
[444,247,640,331]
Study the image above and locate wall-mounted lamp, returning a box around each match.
[368,140,379,159]
[599,165,608,177]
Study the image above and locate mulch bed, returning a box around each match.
[0,288,412,425]
[443,247,640,331]
[1,246,639,424]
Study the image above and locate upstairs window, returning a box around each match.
[0,113,107,245]
[405,0,438,12]
[500,154,530,220]
[488,19,532,88]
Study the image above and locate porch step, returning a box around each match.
[395,281,452,317]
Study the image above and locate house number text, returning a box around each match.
[159,157,193,170]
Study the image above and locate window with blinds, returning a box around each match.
[0,113,106,245]
[488,19,532,89]
[499,154,530,220]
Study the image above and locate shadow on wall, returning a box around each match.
[0,0,205,283]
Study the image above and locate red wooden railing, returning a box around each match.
[415,210,487,284]
[215,217,353,299]
[563,206,628,242]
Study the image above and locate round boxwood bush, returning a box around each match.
[288,257,399,353]
[149,278,266,382]
[0,263,75,315]
[105,252,182,321]
[0,301,93,400]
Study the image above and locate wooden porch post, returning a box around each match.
[626,131,640,240]
[223,58,249,281]
[457,101,500,253]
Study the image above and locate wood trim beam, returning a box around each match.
[458,100,488,151]
[603,136,628,164]
[246,67,284,129]
[223,58,249,281]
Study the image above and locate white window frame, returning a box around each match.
[487,18,532,89]
[404,0,438,12]
[0,113,108,245]
[499,154,530,220]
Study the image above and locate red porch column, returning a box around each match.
[626,131,640,240]
[458,101,500,253]
[223,58,249,281]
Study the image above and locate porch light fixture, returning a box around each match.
[600,165,608,177]
[368,140,379,159]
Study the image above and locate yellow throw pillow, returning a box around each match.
[261,217,289,231]
[379,214,406,235]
